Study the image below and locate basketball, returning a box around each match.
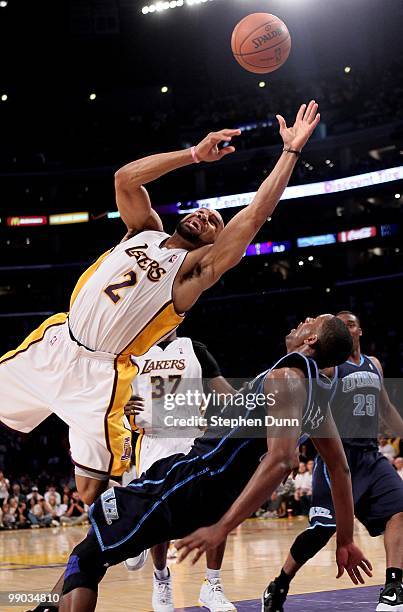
[231,13,291,74]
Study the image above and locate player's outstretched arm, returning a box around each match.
[114,129,240,236]
[312,414,373,585]
[176,368,304,564]
[370,356,403,437]
[176,102,320,308]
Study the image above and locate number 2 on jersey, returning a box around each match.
[104,270,137,304]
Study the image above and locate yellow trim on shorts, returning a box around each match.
[69,248,113,309]
[122,301,184,357]
[107,355,139,477]
[134,429,144,477]
[0,312,68,364]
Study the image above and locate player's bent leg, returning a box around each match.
[376,512,403,612]
[199,540,236,612]
[262,525,336,612]
[59,533,108,612]
[74,473,115,506]
[151,542,174,612]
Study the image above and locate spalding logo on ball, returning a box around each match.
[231,13,291,74]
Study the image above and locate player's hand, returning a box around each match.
[336,542,373,584]
[176,523,227,565]
[277,100,320,151]
[124,394,145,416]
[194,129,241,163]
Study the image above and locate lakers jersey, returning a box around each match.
[68,231,188,355]
[132,337,204,438]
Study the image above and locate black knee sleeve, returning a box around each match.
[62,534,108,596]
[290,525,336,565]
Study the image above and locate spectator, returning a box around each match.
[294,462,312,516]
[28,497,52,527]
[0,471,10,508]
[2,501,16,529]
[395,457,403,480]
[15,501,30,529]
[379,437,397,462]
[46,493,61,526]
[26,486,43,503]
[276,477,296,518]
[57,493,70,519]
[60,491,88,526]
[10,483,25,504]
[44,485,61,506]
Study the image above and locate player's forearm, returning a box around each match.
[115,149,194,188]
[216,454,293,534]
[249,150,298,223]
[381,401,403,437]
[203,152,298,280]
[327,464,354,546]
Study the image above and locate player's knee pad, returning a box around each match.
[290,525,336,565]
[62,535,107,596]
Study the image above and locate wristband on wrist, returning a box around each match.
[190,146,201,164]
[283,146,301,157]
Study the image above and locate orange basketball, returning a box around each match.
[231,13,291,74]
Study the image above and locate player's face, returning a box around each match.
[337,313,361,351]
[176,208,224,246]
[285,314,332,351]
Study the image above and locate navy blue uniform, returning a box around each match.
[310,355,403,536]
[63,353,336,593]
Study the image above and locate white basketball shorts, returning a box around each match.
[0,313,137,477]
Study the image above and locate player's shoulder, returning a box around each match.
[264,366,307,401]
[120,228,170,244]
[366,355,384,375]
[190,339,208,351]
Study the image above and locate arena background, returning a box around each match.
[0,0,402,483]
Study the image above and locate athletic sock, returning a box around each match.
[276,569,292,588]
[155,566,170,581]
[206,568,221,581]
[386,567,403,584]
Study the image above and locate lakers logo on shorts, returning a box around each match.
[121,436,132,461]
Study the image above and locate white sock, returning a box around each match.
[155,566,169,581]
[206,568,221,581]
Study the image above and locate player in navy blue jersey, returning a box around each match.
[59,314,373,612]
[263,311,403,612]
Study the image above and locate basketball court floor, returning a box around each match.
[0,518,384,611]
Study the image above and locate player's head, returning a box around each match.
[286,314,353,368]
[336,311,362,353]
[175,208,224,247]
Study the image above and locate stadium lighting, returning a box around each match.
[0,1,8,8]
[298,260,304,267]
[395,193,401,199]
[89,93,97,101]
[308,256,314,262]
[344,66,351,74]
[258,81,266,88]
[142,0,213,14]
[161,85,169,93]
[1,94,7,102]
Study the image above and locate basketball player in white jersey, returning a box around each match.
[0,101,320,514]
[123,331,237,612]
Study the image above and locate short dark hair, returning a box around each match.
[314,317,353,368]
[336,310,361,326]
